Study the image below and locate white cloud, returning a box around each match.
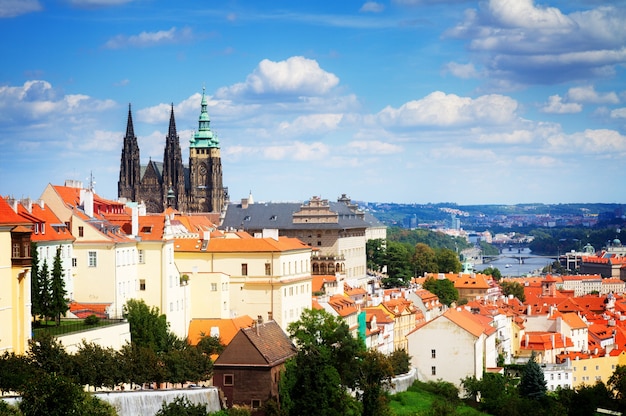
[104,27,193,49]
[611,108,626,119]
[566,85,620,104]
[429,146,498,161]
[541,95,582,114]
[346,140,403,155]
[444,62,480,79]
[276,114,343,137]
[515,155,558,167]
[487,0,573,30]
[447,0,626,85]
[476,130,534,144]
[263,141,329,161]
[377,91,518,127]
[546,129,626,154]
[0,0,41,17]
[360,2,384,13]
[216,56,340,100]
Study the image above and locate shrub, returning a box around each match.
[389,349,411,375]
[84,314,100,326]
[155,396,207,416]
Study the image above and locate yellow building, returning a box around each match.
[0,197,32,354]
[175,232,313,332]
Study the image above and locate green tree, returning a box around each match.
[27,332,72,377]
[483,266,502,281]
[500,280,526,302]
[50,246,69,326]
[462,373,519,416]
[281,308,364,416]
[30,242,42,322]
[123,299,170,352]
[0,351,32,393]
[422,277,459,307]
[155,396,208,416]
[18,371,116,416]
[383,241,413,287]
[37,259,53,324]
[435,248,461,273]
[72,341,120,391]
[608,365,626,411]
[388,349,411,376]
[412,243,438,277]
[196,335,225,356]
[357,349,394,416]
[366,238,386,272]
[518,351,547,400]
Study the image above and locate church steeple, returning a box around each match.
[161,103,186,211]
[118,104,141,202]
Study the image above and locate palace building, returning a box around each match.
[118,88,227,213]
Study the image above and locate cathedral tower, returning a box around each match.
[118,104,141,202]
[188,88,225,213]
[161,104,187,211]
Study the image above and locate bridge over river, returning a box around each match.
[474,247,557,276]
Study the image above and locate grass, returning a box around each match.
[389,383,489,416]
[32,318,123,339]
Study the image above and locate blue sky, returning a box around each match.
[1,0,625,205]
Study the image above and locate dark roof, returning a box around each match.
[220,201,369,231]
[214,320,297,367]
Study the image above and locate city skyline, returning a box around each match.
[0,0,625,205]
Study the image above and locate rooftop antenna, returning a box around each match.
[87,171,96,192]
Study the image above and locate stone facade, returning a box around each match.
[118,89,227,213]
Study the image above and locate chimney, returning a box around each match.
[81,189,94,218]
[241,198,249,209]
[131,205,139,237]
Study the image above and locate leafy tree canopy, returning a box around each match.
[500,280,526,302]
[123,299,170,352]
[422,277,459,307]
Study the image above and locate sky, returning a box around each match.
[0,0,625,206]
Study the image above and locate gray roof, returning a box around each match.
[221,201,370,231]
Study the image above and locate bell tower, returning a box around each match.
[189,88,225,213]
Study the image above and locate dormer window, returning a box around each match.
[41,223,45,234]
[34,223,39,234]
[244,215,251,221]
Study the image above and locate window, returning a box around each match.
[431,349,436,359]
[223,374,234,386]
[12,243,20,258]
[241,263,248,276]
[139,279,146,291]
[78,226,84,237]
[265,263,271,276]
[41,223,45,234]
[431,366,436,375]
[138,249,145,264]
[88,251,97,267]
[211,283,218,291]
[251,400,261,409]
[72,258,77,267]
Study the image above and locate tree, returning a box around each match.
[37,259,53,324]
[608,365,626,411]
[357,349,394,416]
[30,242,42,322]
[500,280,526,302]
[27,332,72,377]
[422,277,459,307]
[123,299,170,352]
[518,351,547,400]
[383,241,413,287]
[412,243,438,277]
[72,341,120,390]
[50,246,69,326]
[435,248,461,273]
[280,308,364,416]
[366,238,386,272]
[483,266,502,281]
[155,396,208,416]
[196,335,225,356]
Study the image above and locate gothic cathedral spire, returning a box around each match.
[161,104,187,211]
[118,104,140,202]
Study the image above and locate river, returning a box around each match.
[472,247,556,277]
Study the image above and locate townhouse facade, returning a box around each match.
[0,197,32,354]
[175,232,313,332]
[220,194,370,288]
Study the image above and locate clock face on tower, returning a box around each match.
[199,165,207,175]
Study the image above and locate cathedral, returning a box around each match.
[118,89,227,213]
